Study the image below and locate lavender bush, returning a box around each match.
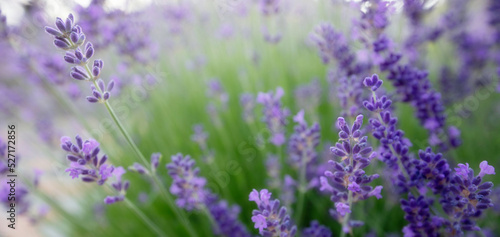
[0,0,498,236]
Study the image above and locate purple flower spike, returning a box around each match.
[257,87,290,146]
[60,135,127,205]
[249,189,297,237]
[150,152,161,171]
[320,114,379,233]
[166,154,207,210]
[288,110,320,170]
[166,154,250,236]
[46,13,115,105]
[303,220,332,237]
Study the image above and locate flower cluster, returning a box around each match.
[166,154,250,236]
[302,220,332,237]
[294,79,322,117]
[45,14,114,103]
[190,124,214,163]
[310,24,358,76]
[362,74,497,235]
[249,189,297,237]
[257,87,290,146]
[329,73,364,118]
[288,110,320,169]
[166,154,208,210]
[319,115,382,233]
[60,135,128,204]
[240,93,255,123]
[128,153,161,175]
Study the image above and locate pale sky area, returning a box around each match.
[0,0,157,25]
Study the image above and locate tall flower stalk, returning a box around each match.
[45,14,197,236]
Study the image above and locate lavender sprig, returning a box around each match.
[46,14,197,234]
[362,74,496,236]
[288,110,320,223]
[60,135,129,203]
[249,189,297,237]
[166,154,250,236]
[257,87,290,146]
[320,115,382,236]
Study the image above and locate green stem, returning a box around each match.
[124,198,168,237]
[294,153,307,226]
[100,97,198,236]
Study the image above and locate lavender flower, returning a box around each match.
[329,73,364,118]
[166,154,250,236]
[310,24,358,75]
[240,93,255,123]
[288,110,320,169]
[166,154,208,210]
[87,79,114,103]
[363,74,497,235]
[439,161,495,235]
[257,87,290,146]
[128,153,161,175]
[0,179,30,214]
[60,135,127,204]
[191,124,214,163]
[0,138,8,174]
[207,79,229,110]
[294,79,322,118]
[205,195,251,237]
[302,220,332,237]
[249,189,297,236]
[320,114,381,234]
[104,167,130,204]
[45,14,115,103]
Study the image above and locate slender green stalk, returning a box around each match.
[340,143,355,237]
[124,198,168,237]
[102,99,198,237]
[294,153,307,226]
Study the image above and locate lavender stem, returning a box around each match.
[103,100,198,237]
[124,198,167,237]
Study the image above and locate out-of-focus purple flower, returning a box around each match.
[329,73,364,118]
[260,0,281,16]
[280,175,297,207]
[335,202,351,217]
[0,179,30,214]
[294,79,322,117]
[302,220,332,237]
[257,87,290,146]
[207,79,229,110]
[249,189,297,237]
[205,195,250,237]
[240,93,255,123]
[288,110,320,169]
[166,154,250,236]
[190,124,214,163]
[310,24,358,75]
[166,154,207,210]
